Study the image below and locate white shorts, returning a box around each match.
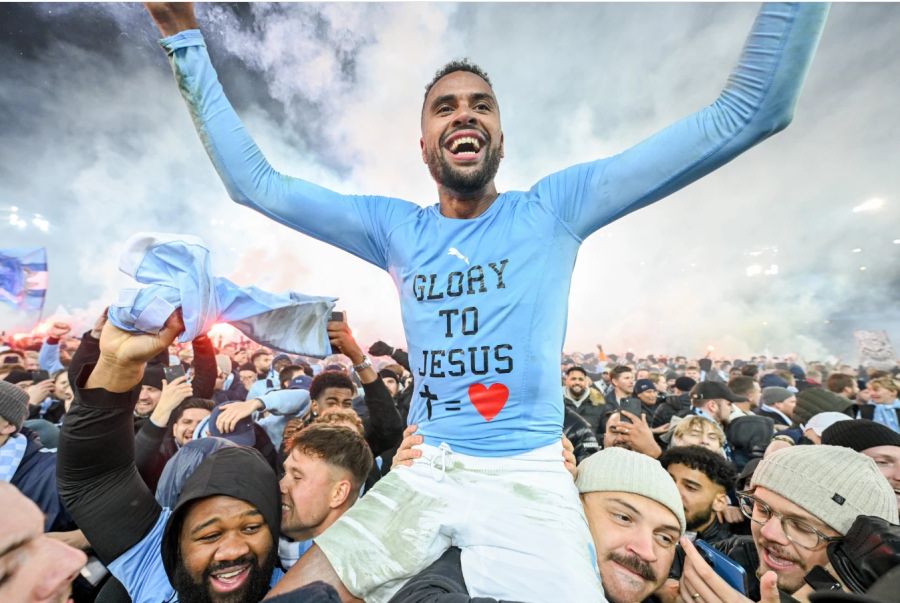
[315,441,604,602]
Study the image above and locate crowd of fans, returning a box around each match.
[1,317,899,602]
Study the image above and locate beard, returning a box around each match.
[568,385,586,398]
[685,506,715,532]
[173,549,277,603]
[425,137,502,194]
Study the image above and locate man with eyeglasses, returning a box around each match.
[677,445,897,601]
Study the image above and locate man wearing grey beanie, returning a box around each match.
[679,445,897,601]
[0,379,29,438]
[757,386,797,428]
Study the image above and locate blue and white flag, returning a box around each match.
[0,247,47,330]
[108,233,337,357]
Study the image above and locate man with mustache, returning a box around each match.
[145,3,828,601]
[390,446,686,603]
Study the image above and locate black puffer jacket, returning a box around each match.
[726,414,774,472]
[563,406,600,465]
[653,393,692,428]
[563,390,608,436]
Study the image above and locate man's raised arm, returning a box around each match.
[540,2,830,240]
[56,311,184,564]
[145,2,197,37]
[144,3,416,271]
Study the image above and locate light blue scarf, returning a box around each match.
[0,434,28,482]
[870,399,900,433]
[108,233,336,356]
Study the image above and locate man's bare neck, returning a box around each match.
[437,183,499,219]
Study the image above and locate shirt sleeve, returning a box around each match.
[159,30,420,271]
[260,389,311,417]
[56,364,163,565]
[536,3,829,241]
[107,510,177,603]
[38,340,64,373]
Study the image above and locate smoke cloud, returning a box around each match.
[1,3,898,362]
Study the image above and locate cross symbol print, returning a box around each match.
[419,384,439,420]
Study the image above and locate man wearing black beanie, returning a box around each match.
[822,419,900,513]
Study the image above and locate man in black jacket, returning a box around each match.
[57,311,339,602]
[563,365,608,435]
[604,365,635,410]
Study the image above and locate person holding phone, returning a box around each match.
[677,445,896,602]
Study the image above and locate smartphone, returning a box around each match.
[619,397,643,424]
[31,369,50,383]
[330,311,346,322]
[163,365,186,383]
[695,539,748,596]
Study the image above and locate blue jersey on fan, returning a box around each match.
[161,3,827,455]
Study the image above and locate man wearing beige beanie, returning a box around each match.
[680,445,897,602]
[576,447,686,603]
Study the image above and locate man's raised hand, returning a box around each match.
[156,376,194,414]
[144,3,198,37]
[86,310,184,392]
[47,322,71,340]
[97,310,184,367]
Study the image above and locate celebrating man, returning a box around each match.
[145,3,828,601]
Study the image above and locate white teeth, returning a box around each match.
[450,136,481,152]
[215,568,244,579]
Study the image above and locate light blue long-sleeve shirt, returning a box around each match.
[161,3,828,456]
[38,340,64,374]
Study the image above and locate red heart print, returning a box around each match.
[468,383,509,422]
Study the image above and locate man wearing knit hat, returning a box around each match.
[0,380,75,532]
[684,445,897,600]
[0,380,31,485]
[757,386,796,428]
[135,364,165,430]
[577,447,685,603]
[0,379,29,443]
[822,419,900,512]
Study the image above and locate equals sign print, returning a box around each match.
[443,400,462,412]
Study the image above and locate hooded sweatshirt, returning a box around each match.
[58,362,283,603]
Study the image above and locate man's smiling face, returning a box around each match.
[175,496,275,603]
[749,487,837,594]
[420,70,504,195]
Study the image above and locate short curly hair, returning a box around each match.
[423,59,493,102]
[309,370,356,402]
[659,446,737,490]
